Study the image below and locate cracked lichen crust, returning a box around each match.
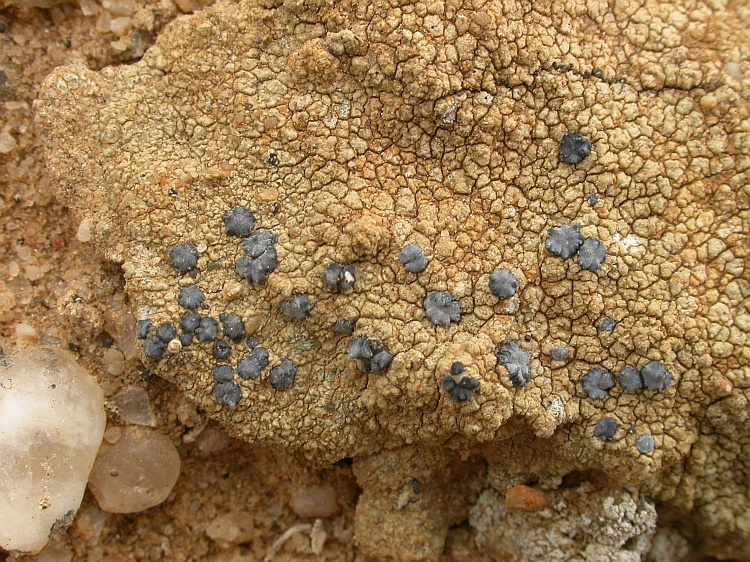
[36,0,750,559]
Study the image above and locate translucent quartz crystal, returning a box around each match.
[87,426,180,513]
[0,347,105,554]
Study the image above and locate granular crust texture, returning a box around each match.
[36,0,750,559]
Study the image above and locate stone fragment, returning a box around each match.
[0,348,106,554]
[505,485,552,512]
[109,387,156,427]
[87,426,181,514]
[206,512,255,547]
[289,485,341,519]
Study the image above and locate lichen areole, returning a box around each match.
[349,337,393,374]
[269,358,297,389]
[223,206,255,237]
[550,346,569,362]
[641,361,672,392]
[237,347,269,380]
[236,231,278,283]
[169,242,198,273]
[594,418,618,442]
[577,238,607,272]
[280,295,313,321]
[179,311,200,333]
[155,323,176,343]
[178,286,205,310]
[195,317,219,342]
[545,224,584,259]
[618,367,643,392]
[496,342,531,387]
[212,341,231,360]
[398,243,428,273]
[219,313,245,343]
[442,362,480,402]
[333,319,356,335]
[213,380,242,408]
[582,368,615,400]
[559,133,592,165]
[424,291,461,326]
[488,269,518,299]
[322,263,356,290]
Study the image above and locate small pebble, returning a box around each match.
[206,512,255,547]
[289,485,340,519]
[0,131,17,154]
[110,387,156,427]
[87,427,180,513]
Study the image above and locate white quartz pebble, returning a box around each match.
[0,347,106,554]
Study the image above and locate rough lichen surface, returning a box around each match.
[36,0,750,559]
